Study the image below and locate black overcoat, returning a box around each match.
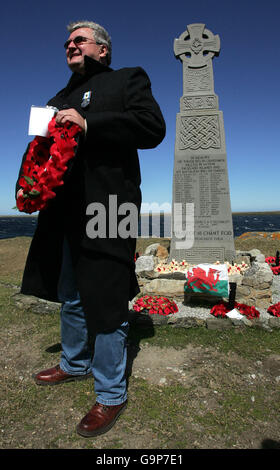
[16,56,166,333]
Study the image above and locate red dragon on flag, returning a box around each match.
[186,266,220,292]
[185,264,229,297]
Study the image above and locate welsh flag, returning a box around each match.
[185,264,229,298]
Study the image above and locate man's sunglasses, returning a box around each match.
[64,35,101,50]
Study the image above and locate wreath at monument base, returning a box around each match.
[210,301,260,319]
[267,302,280,318]
[16,117,82,214]
[133,295,178,316]
[265,257,280,275]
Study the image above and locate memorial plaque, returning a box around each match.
[169,23,235,264]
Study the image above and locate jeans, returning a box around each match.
[57,239,128,406]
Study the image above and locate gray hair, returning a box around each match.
[67,20,112,65]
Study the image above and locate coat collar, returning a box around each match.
[84,55,113,76]
[62,56,113,96]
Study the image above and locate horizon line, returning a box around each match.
[1,210,280,217]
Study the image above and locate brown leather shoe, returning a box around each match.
[34,365,92,385]
[76,401,127,437]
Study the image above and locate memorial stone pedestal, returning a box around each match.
[169,23,235,264]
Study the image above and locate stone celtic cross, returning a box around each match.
[174,23,220,68]
[169,23,235,265]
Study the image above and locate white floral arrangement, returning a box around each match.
[154,259,249,277]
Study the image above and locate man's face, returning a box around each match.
[65,27,108,73]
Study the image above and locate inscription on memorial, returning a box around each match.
[174,247,226,264]
[173,155,232,240]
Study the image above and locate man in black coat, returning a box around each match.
[16,20,165,437]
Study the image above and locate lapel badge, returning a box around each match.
[81,91,92,108]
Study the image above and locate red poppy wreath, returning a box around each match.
[267,302,280,317]
[210,301,260,319]
[133,295,179,316]
[265,256,280,275]
[16,117,82,214]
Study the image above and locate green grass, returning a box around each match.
[124,378,191,444]
[128,323,280,359]
[193,387,280,436]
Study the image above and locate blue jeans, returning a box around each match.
[57,239,128,406]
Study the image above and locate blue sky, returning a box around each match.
[1,0,279,215]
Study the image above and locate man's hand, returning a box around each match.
[55,108,86,131]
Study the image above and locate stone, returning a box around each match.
[11,293,59,314]
[12,293,38,308]
[237,285,272,309]
[169,23,235,265]
[257,299,270,309]
[249,248,262,255]
[268,317,280,328]
[230,318,246,327]
[131,309,169,326]
[248,249,262,259]
[228,272,243,286]
[253,318,272,332]
[135,255,155,274]
[248,249,266,263]
[255,254,266,263]
[150,315,169,326]
[168,316,206,328]
[254,297,271,309]
[156,271,186,280]
[144,243,160,256]
[254,289,271,299]
[234,249,264,264]
[236,285,251,297]
[156,245,169,260]
[242,262,273,288]
[272,276,280,292]
[237,249,265,264]
[206,317,232,330]
[143,278,185,297]
[241,317,253,327]
[258,282,273,290]
[272,276,280,304]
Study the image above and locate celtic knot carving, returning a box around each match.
[179,115,221,150]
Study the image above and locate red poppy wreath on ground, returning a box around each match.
[16,117,82,214]
[210,301,260,319]
[133,295,179,316]
[265,257,280,275]
[267,302,280,317]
